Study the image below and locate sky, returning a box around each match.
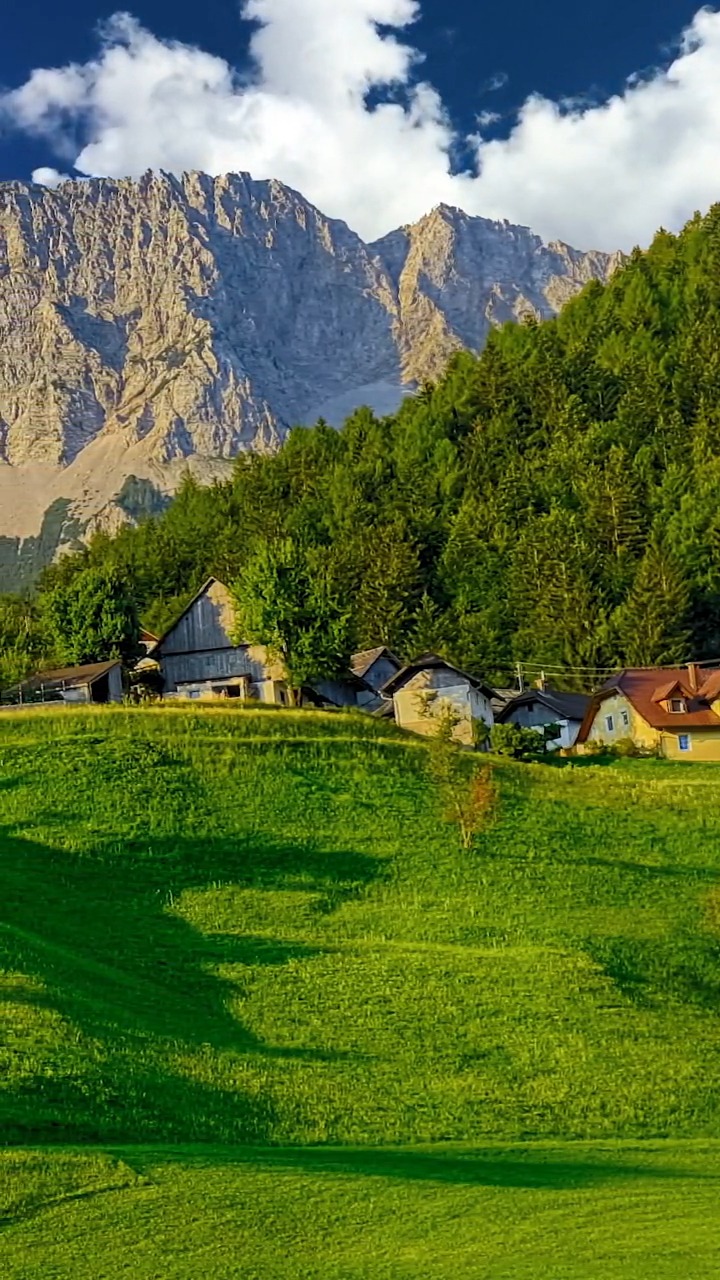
[0,0,718,250]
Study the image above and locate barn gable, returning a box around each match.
[152,579,284,697]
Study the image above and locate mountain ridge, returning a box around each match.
[0,170,622,588]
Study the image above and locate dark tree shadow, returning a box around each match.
[0,817,384,1145]
[118,1142,719,1191]
[587,935,720,1011]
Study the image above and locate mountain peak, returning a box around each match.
[0,170,620,588]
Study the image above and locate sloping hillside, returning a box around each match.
[2,707,720,1276]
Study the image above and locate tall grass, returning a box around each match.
[1,706,720,1149]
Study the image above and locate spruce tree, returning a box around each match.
[612,539,691,667]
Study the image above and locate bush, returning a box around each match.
[490,723,546,760]
[583,737,660,760]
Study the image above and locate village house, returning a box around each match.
[14,659,124,706]
[381,654,495,745]
[149,579,402,710]
[576,664,720,760]
[497,686,591,751]
[308,648,400,711]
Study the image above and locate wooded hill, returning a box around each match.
[6,205,720,688]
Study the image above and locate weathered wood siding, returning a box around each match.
[161,580,237,656]
[157,581,285,694]
[108,665,124,703]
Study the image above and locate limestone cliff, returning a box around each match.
[0,171,621,586]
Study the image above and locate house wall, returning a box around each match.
[659,729,720,761]
[108,666,124,703]
[162,646,257,691]
[394,684,473,744]
[468,686,494,731]
[582,692,654,750]
[311,678,360,708]
[504,703,581,750]
[61,685,92,705]
[161,580,237,656]
[392,669,494,746]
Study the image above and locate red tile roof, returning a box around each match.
[577,666,720,742]
[698,670,720,702]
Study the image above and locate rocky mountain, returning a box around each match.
[0,171,622,588]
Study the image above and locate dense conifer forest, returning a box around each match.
[6,206,720,688]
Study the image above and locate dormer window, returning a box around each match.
[670,698,686,713]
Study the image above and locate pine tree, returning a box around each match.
[612,539,691,666]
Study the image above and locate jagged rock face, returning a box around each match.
[0,172,621,586]
[373,205,625,383]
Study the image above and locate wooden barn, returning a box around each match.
[149,578,286,701]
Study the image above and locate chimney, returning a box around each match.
[687,662,699,693]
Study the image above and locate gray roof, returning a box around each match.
[381,653,496,700]
[497,688,591,723]
[349,646,401,680]
[23,659,122,691]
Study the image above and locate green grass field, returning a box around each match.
[2,706,720,1276]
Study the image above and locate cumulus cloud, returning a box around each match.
[32,166,70,188]
[3,2,720,249]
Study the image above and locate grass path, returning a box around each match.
[3,1140,720,1279]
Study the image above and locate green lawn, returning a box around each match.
[2,706,720,1275]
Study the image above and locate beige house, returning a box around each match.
[576,664,720,760]
[381,654,495,745]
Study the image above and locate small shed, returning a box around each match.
[382,654,496,745]
[496,687,591,751]
[18,660,124,706]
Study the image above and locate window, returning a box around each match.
[605,715,614,733]
[670,698,686,713]
[621,710,630,729]
[678,734,692,752]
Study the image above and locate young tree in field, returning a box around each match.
[231,538,352,704]
[422,701,496,849]
[40,566,142,667]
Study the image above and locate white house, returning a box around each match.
[496,687,591,751]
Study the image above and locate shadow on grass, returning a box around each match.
[587,936,720,1011]
[118,1142,718,1190]
[535,755,624,769]
[0,804,385,1145]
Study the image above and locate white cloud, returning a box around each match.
[3,3,720,250]
[32,166,70,188]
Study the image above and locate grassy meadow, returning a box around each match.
[2,705,720,1275]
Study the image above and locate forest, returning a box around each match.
[4,205,720,692]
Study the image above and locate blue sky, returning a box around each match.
[0,1,717,249]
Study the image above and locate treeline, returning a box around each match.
[6,205,720,690]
